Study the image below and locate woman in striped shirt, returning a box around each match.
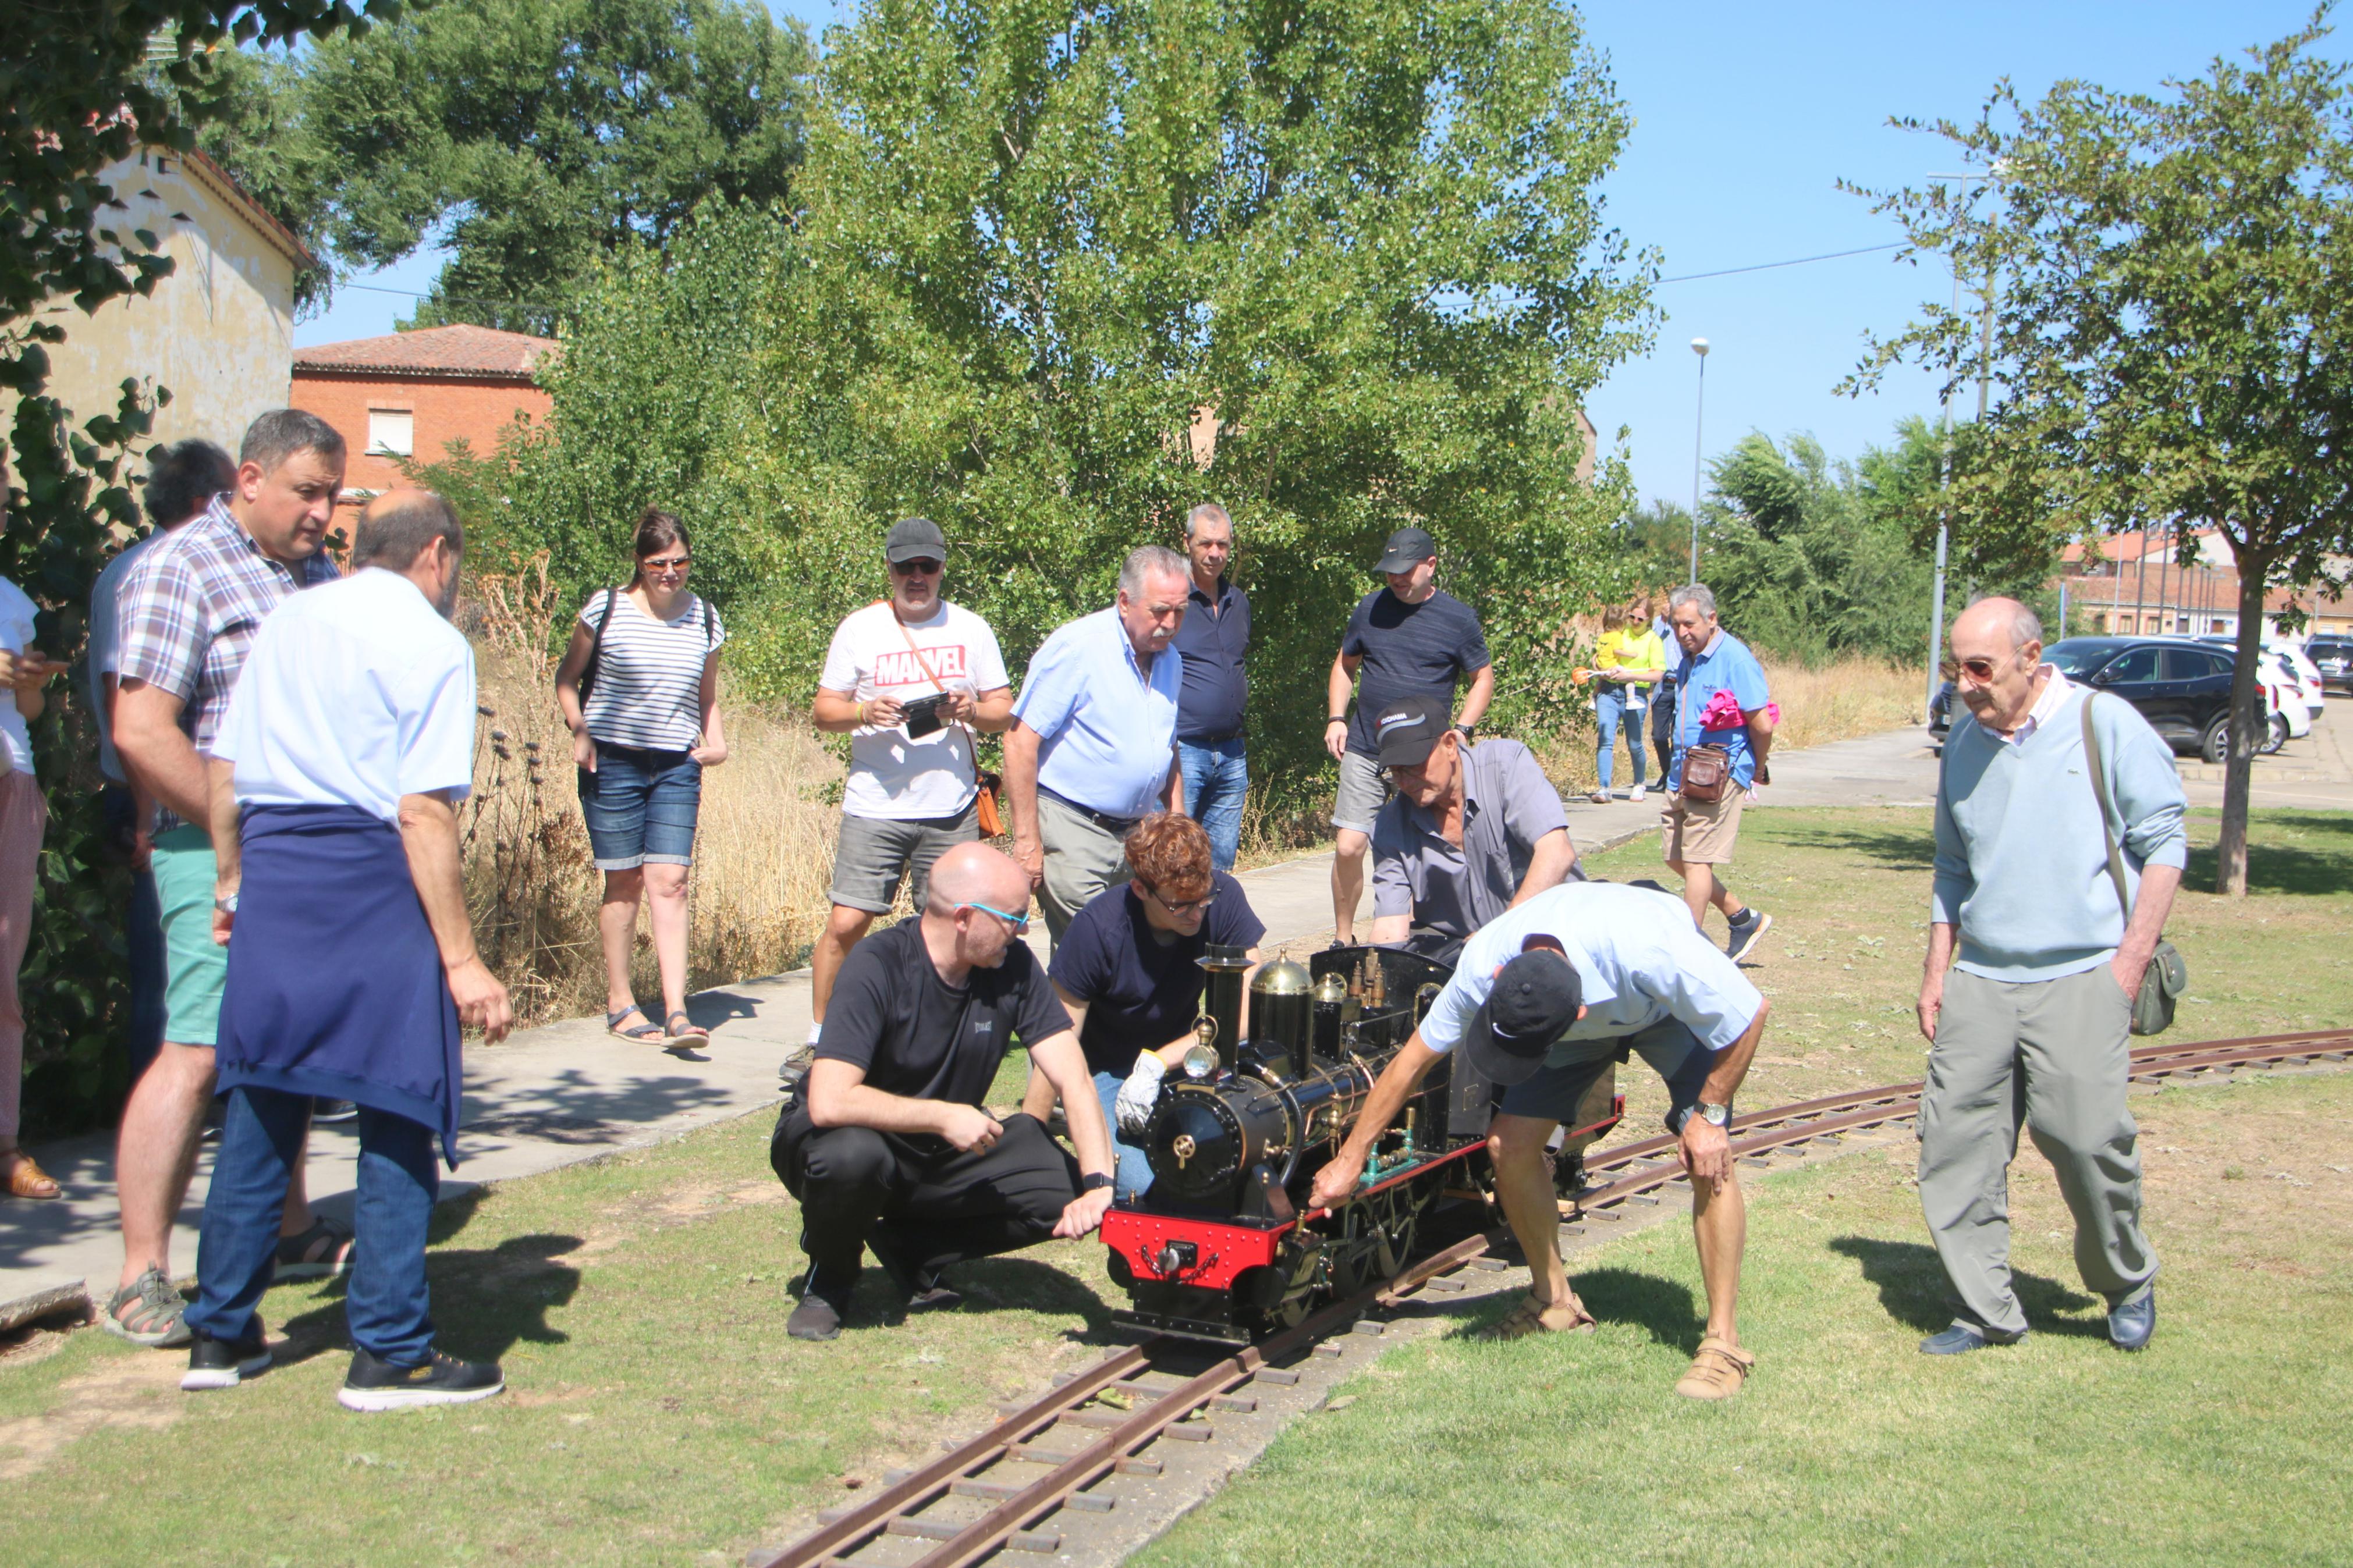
[555,509,729,1049]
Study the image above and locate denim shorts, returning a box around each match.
[580,743,702,870]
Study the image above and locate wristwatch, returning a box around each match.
[1453,723,1478,743]
[1675,1101,1731,1133]
[1081,1172,1115,1193]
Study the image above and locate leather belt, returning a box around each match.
[1039,788,1144,837]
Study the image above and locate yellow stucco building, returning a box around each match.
[31,146,313,452]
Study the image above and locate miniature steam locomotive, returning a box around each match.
[1099,943,1623,1343]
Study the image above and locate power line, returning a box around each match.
[1658,241,1904,285]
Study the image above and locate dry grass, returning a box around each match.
[462,558,846,1025]
[1531,653,1922,795]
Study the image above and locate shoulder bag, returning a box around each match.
[1673,666,1733,802]
[884,603,1006,837]
[2080,694,2188,1034]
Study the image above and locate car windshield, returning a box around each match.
[2046,641,2119,677]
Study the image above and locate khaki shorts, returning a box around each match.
[1662,789,1743,866]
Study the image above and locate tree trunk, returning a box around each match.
[2216,551,2270,896]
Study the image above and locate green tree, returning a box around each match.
[1,2,398,1130]
[1851,13,2353,894]
[489,0,1655,805]
[276,0,811,334]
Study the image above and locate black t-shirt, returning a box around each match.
[1048,872,1268,1076]
[815,921,1073,1107]
[1341,588,1492,755]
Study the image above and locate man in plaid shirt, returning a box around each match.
[103,410,348,1349]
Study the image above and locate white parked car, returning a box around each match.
[2197,636,2324,721]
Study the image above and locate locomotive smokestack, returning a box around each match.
[1197,943,1254,1074]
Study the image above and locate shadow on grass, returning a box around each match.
[1828,1235,2099,1336]
[1443,1266,1705,1354]
[939,1256,1117,1338]
[1773,824,1937,873]
[2183,822,2353,897]
[276,1219,584,1367]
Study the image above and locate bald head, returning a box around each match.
[1951,595,2042,654]
[925,842,1030,916]
[354,489,463,570]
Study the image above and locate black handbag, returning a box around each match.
[2081,696,2188,1034]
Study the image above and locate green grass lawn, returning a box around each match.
[2,808,2348,1565]
[1141,1070,2353,1568]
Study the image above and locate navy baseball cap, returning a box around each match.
[1373,694,1453,768]
[1462,945,1585,1087]
[886,516,947,564]
[1374,526,1437,574]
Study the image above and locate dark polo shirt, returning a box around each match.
[1173,576,1251,742]
[1370,739,1572,941]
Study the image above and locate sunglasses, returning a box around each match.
[642,555,691,574]
[1149,885,1216,917]
[1944,656,2004,683]
[958,900,1031,934]
[892,558,943,576]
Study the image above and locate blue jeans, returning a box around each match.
[1093,1071,1156,1201]
[184,1087,440,1364]
[1177,737,1248,872]
[104,783,166,1081]
[1594,688,1648,792]
[579,743,702,871]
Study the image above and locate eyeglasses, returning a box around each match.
[1149,886,1216,917]
[1946,655,2005,684]
[958,901,1032,934]
[892,558,943,576]
[643,555,691,574]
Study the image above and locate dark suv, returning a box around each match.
[2047,637,2240,762]
[2305,637,2353,696]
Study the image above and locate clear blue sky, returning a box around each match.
[294,1,2343,508]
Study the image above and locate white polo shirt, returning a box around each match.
[215,567,477,823]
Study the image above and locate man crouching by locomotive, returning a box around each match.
[772,842,1117,1342]
[1309,881,1769,1399]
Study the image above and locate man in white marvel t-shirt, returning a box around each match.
[796,517,1014,1078]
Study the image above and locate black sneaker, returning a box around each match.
[788,1263,857,1341]
[1724,910,1774,963]
[181,1325,271,1392]
[312,1098,360,1123]
[338,1346,505,1411]
[870,1232,961,1313]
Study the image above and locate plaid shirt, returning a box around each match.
[116,495,339,829]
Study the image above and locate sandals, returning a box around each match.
[1477,1292,1598,1342]
[663,1011,711,1048]
[1674,1334,1756,1400]
[275,1214,358,1280]
[606,1007,666,1043]
[103,1267,193,1348]
[2,1150,60,1200]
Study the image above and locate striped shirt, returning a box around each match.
[578,589,726,751]
[116,495,340,829]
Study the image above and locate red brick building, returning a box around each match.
[291,323,557,500]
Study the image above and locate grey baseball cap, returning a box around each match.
[885,516,947,564]
[1374,526,1437,574]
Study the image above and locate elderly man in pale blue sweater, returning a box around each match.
[1917,598,2184,1356]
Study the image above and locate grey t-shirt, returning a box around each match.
[1371,738,1571,940]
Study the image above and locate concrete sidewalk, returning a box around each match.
[11,708,2330,1328]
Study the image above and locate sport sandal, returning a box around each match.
[1674,1335,1755,1400]
[663,1011,711,1048]
[1477,1292,1597,1342]
[103,1267,193,1348]
[275,1214,357,1280]
[606,1006,665,1043]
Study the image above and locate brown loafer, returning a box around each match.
[2,1151,60,1200]
[1674,1334,1755,1399]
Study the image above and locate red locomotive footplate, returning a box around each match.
[1102,1210,1291,1289]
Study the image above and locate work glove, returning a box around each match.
[1115,1053,1167,1137]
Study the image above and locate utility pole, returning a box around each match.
[1925,169,1999,709]
[1689,337,1709,584]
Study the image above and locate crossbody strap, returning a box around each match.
[883,601,952,694]
[577,585,618,703]
[2078,692,2134,920]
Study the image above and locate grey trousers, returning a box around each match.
[1037,793,1131,948]
[1918,965,2157,1336]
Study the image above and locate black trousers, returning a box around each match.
[1650,681,1677,779]
[771,1105,1081,1289]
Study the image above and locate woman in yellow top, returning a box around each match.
[1591,604,1666,803]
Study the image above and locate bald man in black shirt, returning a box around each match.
[771,842,1115,1341]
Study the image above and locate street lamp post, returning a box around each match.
[1689,337,1709,584]
[1923,169,1997,713]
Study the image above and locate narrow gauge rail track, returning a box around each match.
[750,1027,2351,1568]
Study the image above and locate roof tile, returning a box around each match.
[293,323,557,380]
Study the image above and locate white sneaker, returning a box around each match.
[1630,784,1648,801]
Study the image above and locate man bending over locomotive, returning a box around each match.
[1309,881,1769,1400]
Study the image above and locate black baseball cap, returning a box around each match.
[1462,944,1585,1087]
[1374,526,1437,574]
[1373,694,1452,768]
[885,516,947,564]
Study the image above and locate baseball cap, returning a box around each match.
[885,516,948,564]
[1461,944,1585,1087]
[1374,526,1436,575]
[1372,694,1452,768]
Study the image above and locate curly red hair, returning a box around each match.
[1123,811,1213,904]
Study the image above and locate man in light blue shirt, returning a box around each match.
[1308,880,1771,1400]
[1916,598,2184,1357]
[1006,546,1187,945]
[1663,583,1777,961]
